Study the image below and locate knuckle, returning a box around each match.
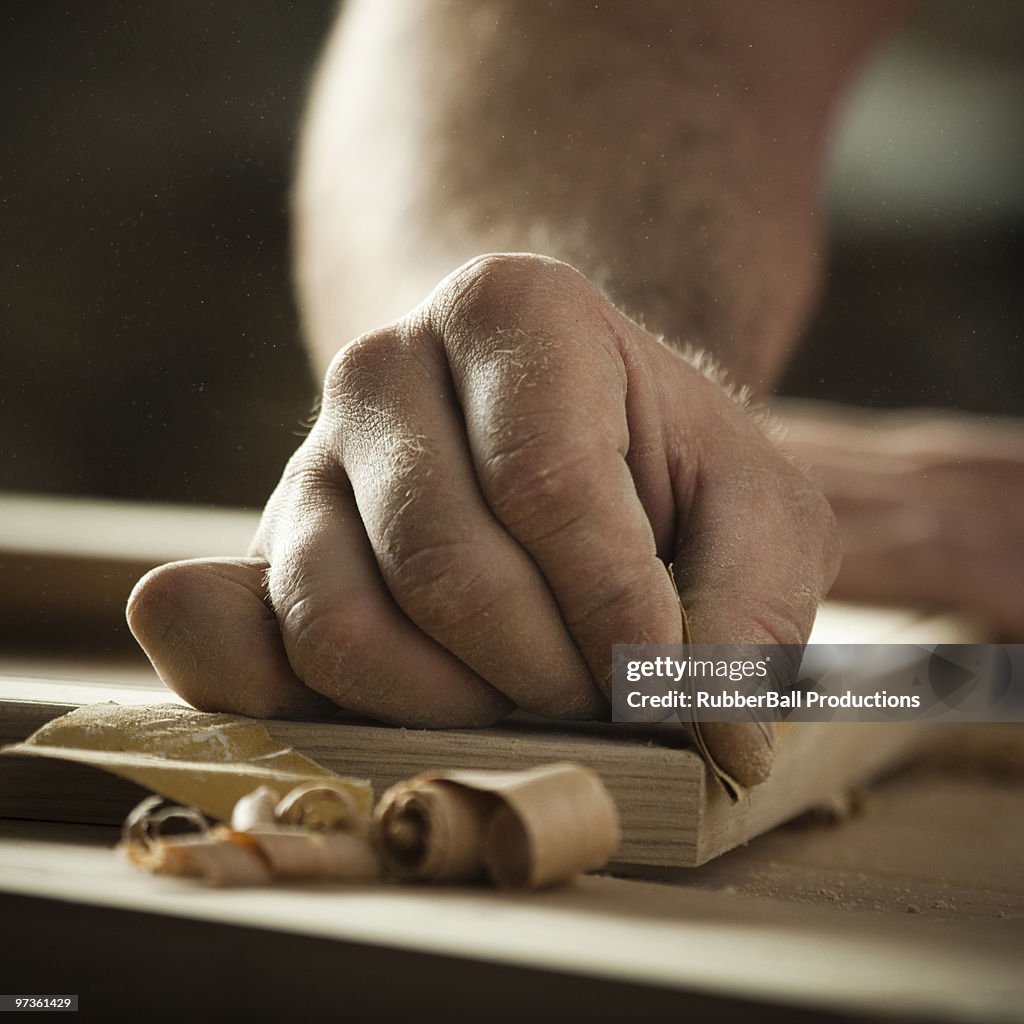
[383,538,498,638]
[273,445,330,501]
[436,253,584,339]
[253,460,336,560]
[279,450,336,505]
[483,441,600,541]
[322,326,401,409]
[563,566,655,636]
[279,594,382,702]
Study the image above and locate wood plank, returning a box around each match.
[0,681,707,866]
[0,818,1020,1023]
[638,772,1024,920]
[0,492,257,648]
[0,671,943,870]
[0,490,982,648]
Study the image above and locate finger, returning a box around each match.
[674,426,841,785]
[257,462,515,728]
[127,557,335,719]
[326,325,605,719]
[432,255,685,695]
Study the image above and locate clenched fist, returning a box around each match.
[128,254,839,784]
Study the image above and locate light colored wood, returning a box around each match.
[0,816,1020,1023]
[0,491,259,564]
[667,772,1024,921]
[0,670,956,870]
[0,677,708,866]
[0,489,983,646]
[0,491,257,645]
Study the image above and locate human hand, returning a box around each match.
[779,401,1024,640]
[128,255,839,784]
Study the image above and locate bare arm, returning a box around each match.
[295,0,910,386]
[298,0,1024,640]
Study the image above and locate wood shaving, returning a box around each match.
[122,763,620,890]
[375,762,620,889]
[3,702,372,822]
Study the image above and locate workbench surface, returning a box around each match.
[2,738,1021,1023]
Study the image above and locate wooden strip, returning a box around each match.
[0,490,982,650]
[1,819,1021,1023]
[0,691,705,867]
[0,674,934,870]
[0,492,257,647]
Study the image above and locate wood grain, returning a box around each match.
[0,674,935,870]
[1,816,1020,1023]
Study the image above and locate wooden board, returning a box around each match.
[0,488,984,648]
[0,813,1021,1024]
[665,770,1024,921]
[0,491,257,648]
[0,671,945,870]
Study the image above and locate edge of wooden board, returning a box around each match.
[1,679,936,871]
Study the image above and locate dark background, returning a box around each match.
[2,1,1021,509]
[2,2,335,507]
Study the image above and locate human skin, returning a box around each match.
[779,401,1024,640]
[129,1,1024,787]
[293,0,908,382]
[127,254,839,785]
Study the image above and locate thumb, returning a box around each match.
[672,439,840,787]
[127,557,336,719]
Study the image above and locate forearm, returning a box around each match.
[295,0,909,388]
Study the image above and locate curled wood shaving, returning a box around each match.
[377,781,492,883]
[123,794,209,848]
[122,763,620,890]
[275,782,366,835]
[242,829,379,881]
[140,832,272,886]
[375,763,620,890]
[230,787,278,831]
[121,780,379,885]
